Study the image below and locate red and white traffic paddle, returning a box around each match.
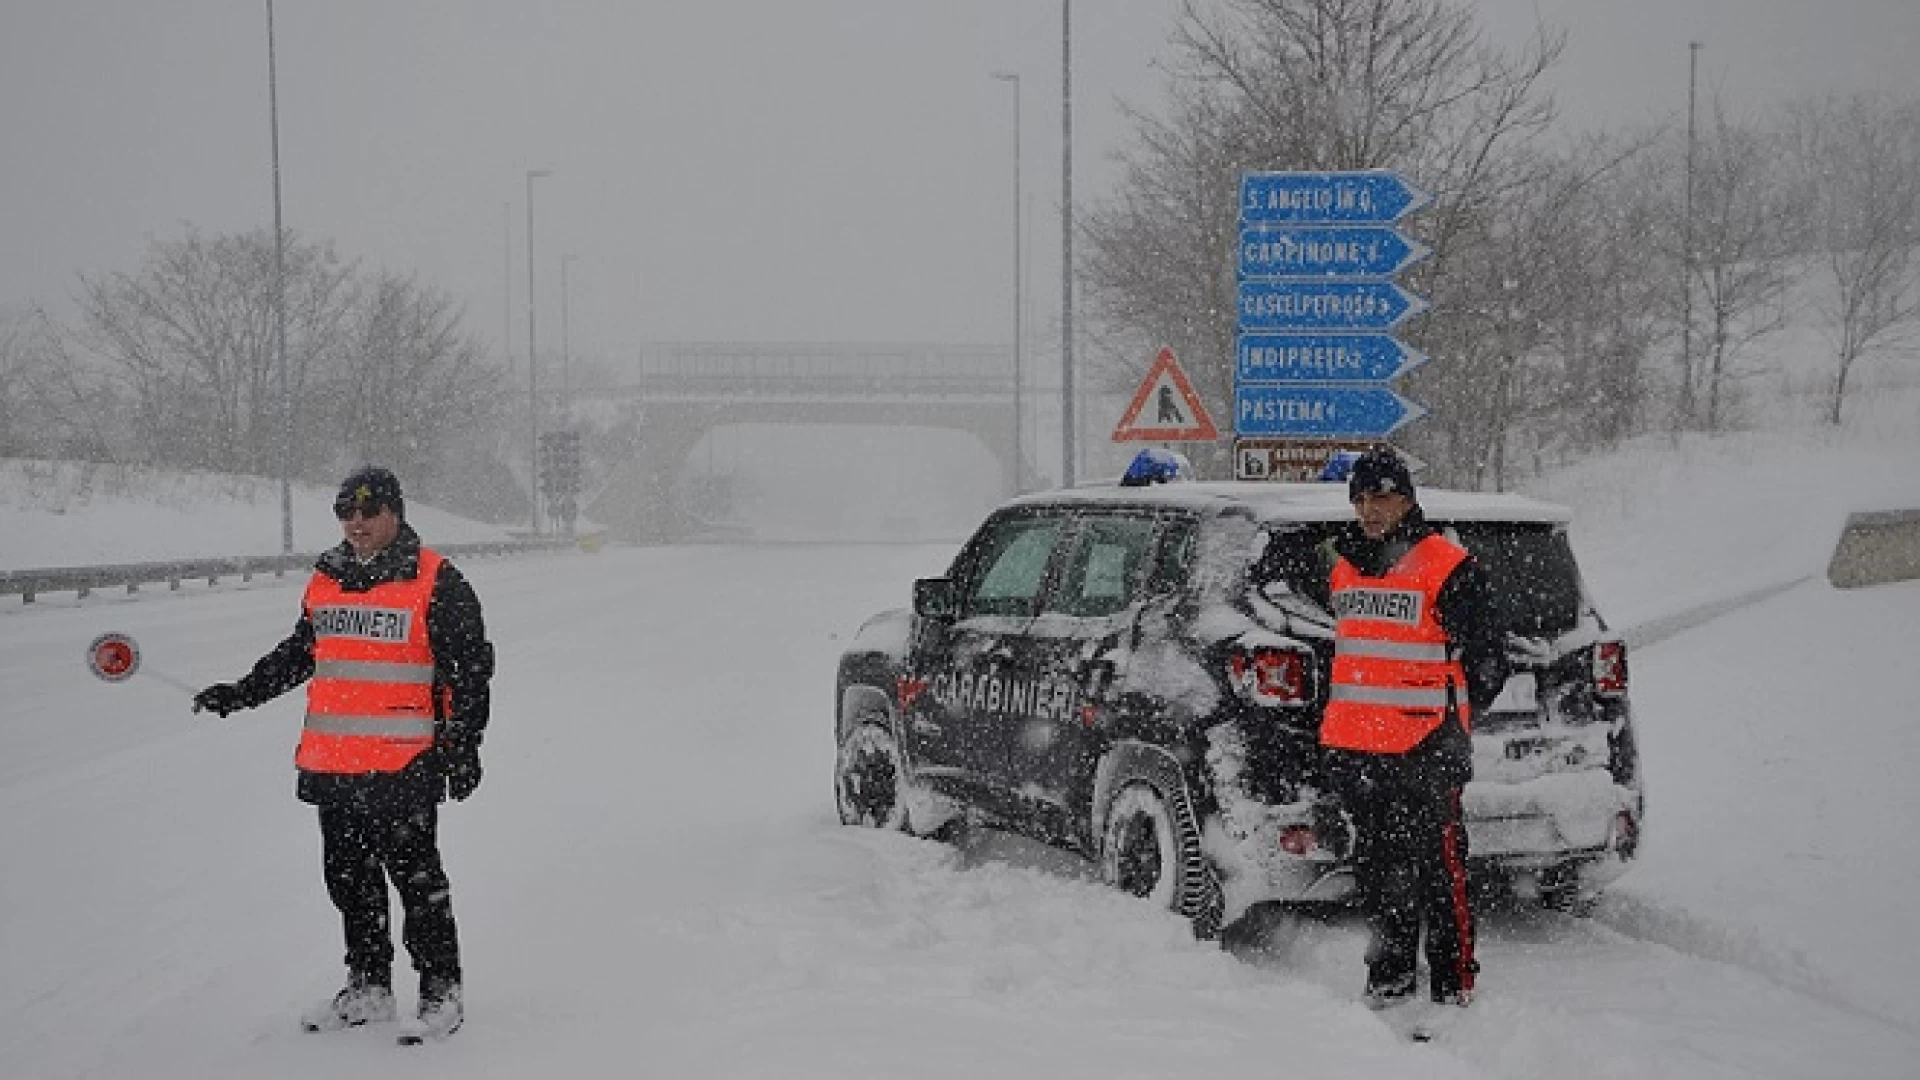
[85,632,196,695]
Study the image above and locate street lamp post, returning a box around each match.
[265,0,292,554]
[503,202,513,375]
[1679,41,1702,433]
[560,253,579,409]
[526,169,552,533]
[991,72,1022,493]
[1061,0,1076,487]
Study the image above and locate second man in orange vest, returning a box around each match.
[1316,447,1507,1012]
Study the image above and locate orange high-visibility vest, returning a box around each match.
[295,548,445,774]
[1320,534,1472,755]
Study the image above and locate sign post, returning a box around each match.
[1233,170,1432,471]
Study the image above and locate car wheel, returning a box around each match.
[1099,781,1223,940]
[836,722,910,831]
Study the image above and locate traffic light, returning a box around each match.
[538,431,583,532]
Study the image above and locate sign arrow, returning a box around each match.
[1233,384,1428,439]
[1240,171,1432,225]
[1238,280,1428,332]
[1236,334,1428,385]
[1238,226,1429,279]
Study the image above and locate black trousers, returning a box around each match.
[318,801,461,985]
[1343,767,1476,999]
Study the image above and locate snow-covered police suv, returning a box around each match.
[833,463,1643,937]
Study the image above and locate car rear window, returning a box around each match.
[1448,523,1583,635]
[1245,520,1585,635]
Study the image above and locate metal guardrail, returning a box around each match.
[0,538,578,604]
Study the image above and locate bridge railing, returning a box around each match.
[634,341,1010,375]
[623,371,1017,399]
[0,538,577,604]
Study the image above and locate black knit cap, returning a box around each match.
[1347,446,1415,502]
[336,465,404,519]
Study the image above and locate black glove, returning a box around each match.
[192,683,245,718]
[443,743,483,801]
[435,722,483,799]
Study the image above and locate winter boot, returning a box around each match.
[300,972,397,1032]
[1363,972,1418,1011]
[1431,959,1478,1007]
[398,976,463,1044]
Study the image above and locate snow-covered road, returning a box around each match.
[3,543,1917,1079]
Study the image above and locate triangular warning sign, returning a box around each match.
[1112,346,1221,443]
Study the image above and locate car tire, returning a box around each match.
[1099,780,1223,940]
[835,722,912,831]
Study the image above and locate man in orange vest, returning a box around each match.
[193,466,493,1043]
[1318,447,1507,1012]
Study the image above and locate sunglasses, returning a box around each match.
[334,501,390,521]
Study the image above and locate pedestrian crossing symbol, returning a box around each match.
[1112,347,1221,443]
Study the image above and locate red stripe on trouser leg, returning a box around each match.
[1441,787,1475,994]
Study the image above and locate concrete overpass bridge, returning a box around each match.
[584,342,1020,541]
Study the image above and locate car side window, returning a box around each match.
[1146,519,1196,597]
[963,516,1065,617]
[1048,516,1159,617]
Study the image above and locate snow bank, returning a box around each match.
[1523,429,1920,627]
[0,459,514,570]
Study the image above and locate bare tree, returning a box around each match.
[73,227,357,473]
[0,305,122,460]
[0,306,57,456]
[1785,94,1920,424]
[1550,139,1669,452]
[321,272,505,491]
[1081,82,1245,475]
[1082,0,1564,480]
[1412,132,1656,488]
[1685,101,1803,432]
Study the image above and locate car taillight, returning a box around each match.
[1278,824,1315,856]
[1593,640,1628,697]
[1611,811,1639,860]
[1228,647,1311,707]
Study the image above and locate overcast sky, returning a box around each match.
[5,0,1918,369]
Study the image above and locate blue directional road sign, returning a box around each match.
[1238,280,1427,332]
[1236,334,1428,385]
[1240,171,1432,225]
[1238,226,1429,279]
[1235,384,1427,439]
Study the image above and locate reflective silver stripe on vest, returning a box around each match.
[1328,684,1451,709]
[1333,639,1453,663]
[301,714,436,738]
[312,660,437,685]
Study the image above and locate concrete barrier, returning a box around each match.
[1827,509,1920,589]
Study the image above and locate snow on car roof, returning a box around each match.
[1010,479,1572,525]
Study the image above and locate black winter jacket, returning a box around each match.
[1317,507,1509,786]
[230,525,494,808]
